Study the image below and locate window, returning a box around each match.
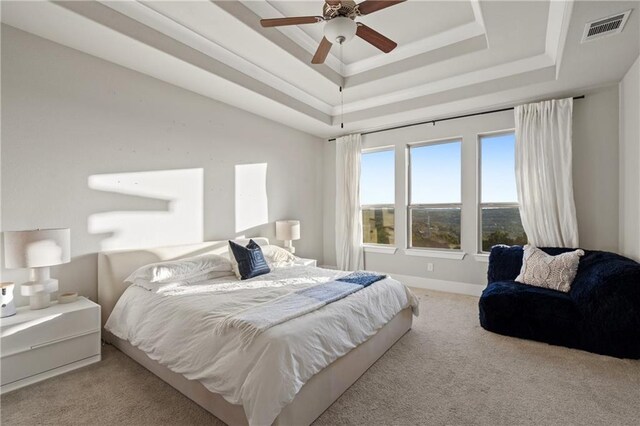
[408,140,462,250]
[479,132,527,252]
[361,148,395,245]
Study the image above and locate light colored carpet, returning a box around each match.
[2,289,640,425]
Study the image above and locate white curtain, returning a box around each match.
[514,98,579,248]
[335,133,363,271]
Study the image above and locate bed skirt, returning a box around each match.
[104,307,413,426]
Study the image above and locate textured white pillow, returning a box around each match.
[515,245,584,293]
[125,254,233,287]
[262,245,298,267]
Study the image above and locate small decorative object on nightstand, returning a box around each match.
[3,228,70,310]
[297,258,317,267]
[1,282,16,318]
[276,220,300,254]
[0,296,101,394]
[58,291,78,304]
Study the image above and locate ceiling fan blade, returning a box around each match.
[356,24,397,53]
[312,37,333,64]
[357,0,406,16]
[260,16,323,28]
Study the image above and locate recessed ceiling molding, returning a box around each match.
[1,1,334,135]
[469,0,488,47]
[332,1,570,116]
[334,54,556,115]
[342,21,486,76]
[54,0,331,123]
[345,35,488,88]
[340,65,556,125]
[100,0,335,115]
[4,0,633,140]
[545,0,574,79]
[213,0,342,87]
[242,0,486,78]
[331,77,582,138]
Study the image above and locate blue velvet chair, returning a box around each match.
[479,245,640,359]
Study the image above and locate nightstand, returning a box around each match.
[0,297,101,394]
[297,258,317,267]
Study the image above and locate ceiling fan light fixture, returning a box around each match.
[323,16,357,44]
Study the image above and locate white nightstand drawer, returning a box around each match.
[0,297,101,392]
[1,298,99,357]
[1,331,101,386]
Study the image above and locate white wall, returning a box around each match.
[1,25,325,306]
[572,86,620,253]
[619,56,640,261]
[324,85,621,292]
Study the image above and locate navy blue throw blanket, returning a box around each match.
[337,271,387,287]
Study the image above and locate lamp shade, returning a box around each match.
[3,228,70,269]
[276,220,300,241]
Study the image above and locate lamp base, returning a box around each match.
[283,240,296,254]
[21,273,59,310]
[28,292,53,310]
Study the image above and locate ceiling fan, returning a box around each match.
[260,0,406,64]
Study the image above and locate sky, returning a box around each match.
[361,149,395,205]
[360,133,517,205]
[410,141,461,204]
[481,133,518,203]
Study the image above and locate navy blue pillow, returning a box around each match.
[228,239,270,280]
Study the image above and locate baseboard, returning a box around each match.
[391,274,484,297]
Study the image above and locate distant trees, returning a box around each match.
[364,206,527,250]
[363,208,395,245]
[374,209,391,244]
[482,230,527,252]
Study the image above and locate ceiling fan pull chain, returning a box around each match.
[340,40,344,129]
[340,85,344,129]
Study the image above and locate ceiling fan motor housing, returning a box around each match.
[324,16,358,44]
[323,0,358,19]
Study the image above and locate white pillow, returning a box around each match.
[262,244,298,266]
[133,270,234,292]
[125,254,233,288]
[227,242,298,278]
[515,245,584,293]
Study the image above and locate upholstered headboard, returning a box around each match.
[97,238,269,327]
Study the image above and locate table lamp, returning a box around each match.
[3,228,70,310]
[276,220,300,254]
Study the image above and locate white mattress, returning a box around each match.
[105,265,418,426]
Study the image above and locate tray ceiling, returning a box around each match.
[2,1,638,138]
[245,0,478,65]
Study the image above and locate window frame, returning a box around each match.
[477,129,521,254]
[360,146,396,247]
[407,138,463,251]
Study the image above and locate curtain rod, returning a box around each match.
[327,95,585,142]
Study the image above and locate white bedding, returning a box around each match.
[105,265,418,426]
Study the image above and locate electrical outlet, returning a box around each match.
[427,263,434,272]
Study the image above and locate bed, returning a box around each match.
[98,238,417,426]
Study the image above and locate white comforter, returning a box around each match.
[105,265,418,426]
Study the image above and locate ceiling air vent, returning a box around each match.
[582,10,632,43]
